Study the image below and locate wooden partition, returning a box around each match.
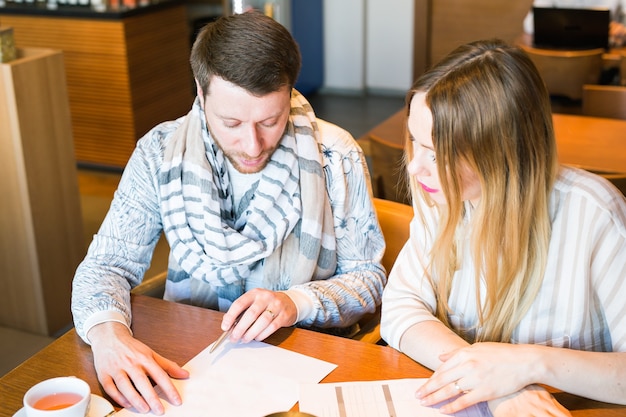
[1,4,194,168]
[0,48,84,336]
[413,0,533,75]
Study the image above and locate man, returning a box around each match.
[71,11,385,415]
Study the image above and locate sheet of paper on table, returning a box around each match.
[299,379,490,417]
[116,340,337,417]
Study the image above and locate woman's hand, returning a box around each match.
[488,385,571,417]
[88,322,189,415]
[221,288,297,344]
[416,342,542,413]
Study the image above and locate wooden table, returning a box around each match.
[552,113,626,173]
[368,111,626,171]
[515,33,625,71]
[1,295,624,416]
[367,110,626,202]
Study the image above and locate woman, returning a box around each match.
[380,39,626,417]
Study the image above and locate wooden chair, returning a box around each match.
[619,52,626,86]
[134,197,415,345]
[372,198,414,277]
[520,44,604,100]
[366,110,411,205]
[351,197,414,344]
[582,84,626,120]
[131,270,167,298]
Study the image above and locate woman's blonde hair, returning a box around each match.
[406,39,559,342]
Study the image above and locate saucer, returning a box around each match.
[13,394,115,417]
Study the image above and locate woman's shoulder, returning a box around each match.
[553,165,626,229]
[556,166,624,202]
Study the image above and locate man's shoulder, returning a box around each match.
[316,118,359,151]
[136,117,185,153]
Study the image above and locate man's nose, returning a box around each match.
[242,126,263,157]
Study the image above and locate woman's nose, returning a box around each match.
[407,154,429,177]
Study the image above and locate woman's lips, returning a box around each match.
[419,182,438,193]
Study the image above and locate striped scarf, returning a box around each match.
[159,90,337,305]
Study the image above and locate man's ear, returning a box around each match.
[195,78,205,106]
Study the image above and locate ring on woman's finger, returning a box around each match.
[265,309,276,319]
[454,381,468,394]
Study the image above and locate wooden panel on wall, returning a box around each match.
[124,5,195,137]
[427,0,533,67]
[1,4,194,168]
[0,48,84,336]
[413,0,430,78]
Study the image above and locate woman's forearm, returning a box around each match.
[399,320,470,371]
[531,345,626,405]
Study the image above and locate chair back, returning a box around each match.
[366,111,411,205]
[373,198,414,273]
[582,84,626,120]
[520,44,604,100]
[352,198,413,344]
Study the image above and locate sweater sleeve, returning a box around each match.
[290,119,387,328]
[71,128,168,343]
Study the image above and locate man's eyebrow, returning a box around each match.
[217,112,282,122]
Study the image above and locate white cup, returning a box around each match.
[23,377,91,417]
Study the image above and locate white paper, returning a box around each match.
[299,379,490,417]
[116,340,337,417]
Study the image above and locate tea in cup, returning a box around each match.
[23,377,91,417]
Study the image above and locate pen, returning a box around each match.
[209,317,240,353]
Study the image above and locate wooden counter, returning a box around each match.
[1,48,84,336]
[0,1,195,167]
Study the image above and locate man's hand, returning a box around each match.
[87,322,189,415]
[221,289,297,344]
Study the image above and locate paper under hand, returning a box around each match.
[116,340,337,417]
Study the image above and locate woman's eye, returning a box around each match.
[429,152,436,162]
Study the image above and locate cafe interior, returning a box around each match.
[1,0,625,414]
